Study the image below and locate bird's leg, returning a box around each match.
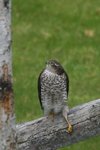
[48,111,55,122]
[62,106,73,133]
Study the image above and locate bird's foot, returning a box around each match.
[67,124,73,134]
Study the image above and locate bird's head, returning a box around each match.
[46,59,65,75]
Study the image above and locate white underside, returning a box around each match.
[41,69,68,115]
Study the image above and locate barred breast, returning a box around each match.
[40,69,68,115]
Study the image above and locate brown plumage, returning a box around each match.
[38,60,72,133]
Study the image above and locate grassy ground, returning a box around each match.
[13,0,100,149]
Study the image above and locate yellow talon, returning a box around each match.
[67,124,73,134]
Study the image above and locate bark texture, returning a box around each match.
[0,0,16,149]
[17,99,100,150]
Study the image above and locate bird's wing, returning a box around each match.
[38,70,44,110]
[65,71,69,96]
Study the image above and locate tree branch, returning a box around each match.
[16,99,100,150]
[0,0,16,149]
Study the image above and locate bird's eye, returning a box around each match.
[50,62,54,66]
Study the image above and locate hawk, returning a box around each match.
[38,60,72,133]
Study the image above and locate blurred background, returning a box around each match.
[12,0,100,149]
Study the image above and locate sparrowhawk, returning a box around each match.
[38,60,72,133]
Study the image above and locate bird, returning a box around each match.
[38,59,72,133]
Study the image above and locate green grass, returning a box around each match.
[12,0,100,149]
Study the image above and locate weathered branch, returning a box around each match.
[0,0,16,150]
[16,99,100,150]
